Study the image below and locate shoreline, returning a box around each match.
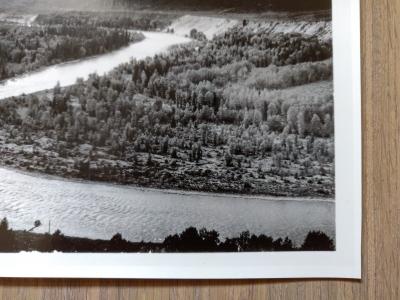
[0,165,335,203]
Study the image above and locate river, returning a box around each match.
[0,30,334,245]
[0,168,334,245]
[0,31,190,100]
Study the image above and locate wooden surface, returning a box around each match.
[1,0,399,299]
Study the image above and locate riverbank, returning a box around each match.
[0,165,334,203]
[0,144,334,198]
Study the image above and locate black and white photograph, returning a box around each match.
[0,0,362,279]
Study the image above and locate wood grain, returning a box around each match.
[1,0,399,298]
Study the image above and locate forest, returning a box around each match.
[0,23,143,80]
[35,12,177,31]
[0,15,334,197]
[0,217,335,252]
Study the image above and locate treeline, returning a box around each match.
[110,0,331,12]
[0,218,334,252]
[163,227,334,252]
[0,24,143,80]
[36,12,177,31]
[46,25,136,61]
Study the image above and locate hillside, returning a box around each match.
[168,15,331,41]
[169,15,239,39]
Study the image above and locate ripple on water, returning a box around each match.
[0,168,335,244]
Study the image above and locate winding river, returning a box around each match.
[0,31,190,100]
[0,31,335,245]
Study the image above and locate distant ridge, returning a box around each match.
[0,0,331,13]
[0,0,106,11]
[110,0,331,12]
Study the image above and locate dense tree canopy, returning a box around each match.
[0,18,334,197]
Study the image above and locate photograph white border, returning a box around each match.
[0,0,362,279]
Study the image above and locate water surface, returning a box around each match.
[0,168,334,245]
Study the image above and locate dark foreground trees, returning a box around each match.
[0,218,16,252]
[0,220,335,252]
[164,227,334,252]
[301,231,335,251]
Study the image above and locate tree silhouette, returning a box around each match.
[301,231,335,251]
[0,218,16,252]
